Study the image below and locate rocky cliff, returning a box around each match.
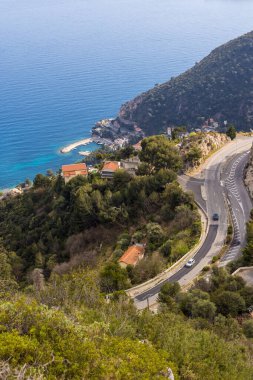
[180,132,229,168]
[113,31,253,135]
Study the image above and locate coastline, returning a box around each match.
[60,138,93,153]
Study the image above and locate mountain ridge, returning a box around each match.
[115,31,253,135]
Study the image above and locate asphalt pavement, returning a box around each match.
[135,225,218,302]
[220,151,253,264]
[133,137,253,309]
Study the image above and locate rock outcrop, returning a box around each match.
[180,132,230,168]
[244,143,253,198]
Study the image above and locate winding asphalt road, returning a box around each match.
[220,151,253,264]
[133,137,253,309]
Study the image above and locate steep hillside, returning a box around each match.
[116,31,253,134]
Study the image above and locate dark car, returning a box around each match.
[212,213,219,221]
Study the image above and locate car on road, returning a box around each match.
[233,239,241,246]
[185,258,195,268]
[212,213,219,221]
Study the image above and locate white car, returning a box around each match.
[185,258,195,268]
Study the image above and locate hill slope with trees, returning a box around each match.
[116,31,253,134]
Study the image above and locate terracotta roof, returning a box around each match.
[62,163,88,177]
[119,245,144,266]
[102,161,120,172]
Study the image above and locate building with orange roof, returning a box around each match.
[61,163,88,183]
[118,244,145,268]
[101,161,120,179]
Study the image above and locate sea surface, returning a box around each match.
[1,0,253,189]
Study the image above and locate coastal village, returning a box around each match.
[0,116,229,202]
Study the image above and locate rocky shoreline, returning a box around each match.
[92,117,145,149]
[59,117,144,155]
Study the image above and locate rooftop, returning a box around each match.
[102,161,120,172]
[62,163,88,177]
[119,244,144,266]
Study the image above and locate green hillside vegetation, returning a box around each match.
[0,136,200,286]
[2,136,253,378]
[159,267,253,321]
[117,31,253,134]
[0,257,253,379]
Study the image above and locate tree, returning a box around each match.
[0,245,17,294]
[177,289,210,317]
[171,126,187,140]
[213,291,245,317]
[160,240,172,258]
[129,253,165,285]
[213,315,242,341]
[191,299,216,320]
[146,223,165,248]
[158,282,181,305]
[226,124,236,140]
[140,136,183,172]
[112,169,131,190]
[33,174,51,188]
[185,146,202,166]
[100,263,130,293]
[242,319,253,338]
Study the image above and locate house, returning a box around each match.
[100,161,120,179]
[120,156,140,175]
[61,163,88,183]
[118,244,145,268]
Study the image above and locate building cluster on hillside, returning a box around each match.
[201,118,220,132]
[92,118,145,150]
[166,118,223,139]
[61,156,141,183]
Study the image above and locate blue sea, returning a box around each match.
[1,0,253,189]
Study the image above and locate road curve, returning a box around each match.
[133,137,253,309]
[135,225,218,302]
[220,151,253,265]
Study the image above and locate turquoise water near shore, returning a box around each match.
[1,0,253,188]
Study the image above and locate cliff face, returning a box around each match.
[180,132,229,168]
[245,144,253,198]
[116,31,253,135]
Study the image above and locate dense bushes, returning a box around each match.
[159,267,253,321]
[0,295,174,379]
[0,268,252,379]
[0,142,199,282]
